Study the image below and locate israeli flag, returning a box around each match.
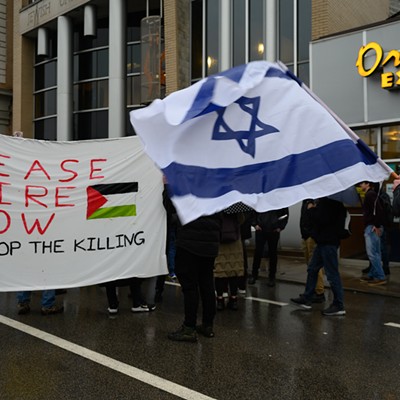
[130,61,391,224]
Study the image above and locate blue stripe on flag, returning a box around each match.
[182,64,294,123]
[163,139,378,198]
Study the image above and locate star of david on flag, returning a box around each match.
[130,61,392,224]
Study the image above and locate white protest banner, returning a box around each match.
[0,135,167,291]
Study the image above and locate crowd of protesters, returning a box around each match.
[15,179,400,343]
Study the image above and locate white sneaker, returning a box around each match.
[131,305,149,313]
[107,307,118,315]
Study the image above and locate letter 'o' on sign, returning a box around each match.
[356,42,383,77]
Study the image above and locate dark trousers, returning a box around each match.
[237,240,248,290]
[175,247,216,328]
[215,276,238,297]
[105,278,144,309]
[251,230,280,279]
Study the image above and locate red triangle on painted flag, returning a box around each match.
[86,186,108,219]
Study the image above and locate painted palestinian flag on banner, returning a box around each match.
[86,182,139,219]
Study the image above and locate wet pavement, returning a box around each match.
[0,256,399,400]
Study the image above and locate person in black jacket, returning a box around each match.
[291,197,347,316]
[300,199,326,303]
[248,208,289,287]
[163,188,222,342]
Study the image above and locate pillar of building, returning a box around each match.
[219,0,231,72]
[108,0,126,138]
[57,16,73,141]
[12,0,34,138]
[164,0,190,95]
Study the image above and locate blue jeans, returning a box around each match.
[17,290,56,308]
[364,225,385,280]
[304,244,344,309]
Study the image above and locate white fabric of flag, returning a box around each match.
[130,61,391,224]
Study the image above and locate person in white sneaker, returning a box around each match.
[290,197,347,316]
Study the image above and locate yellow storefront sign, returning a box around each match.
[356,42,400,89]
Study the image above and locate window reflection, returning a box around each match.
[233,0,246,66]
[35,89,57,118]
[127,75,142,106]
[34,118,57,141]
[382,125,400,159]
[279,0,294,64]
[297,0,311,62]
[73,80,108,111]
[249,0,264,61]
[206,0,219,75]
[35,61,57,90]
[74,49,109,81]
[73,111,108,140]
[127,44,141,74]
[298,62,309,86]
[354,127,378,154]
[191,0,203,81]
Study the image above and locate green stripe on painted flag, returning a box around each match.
[88,205,137,220]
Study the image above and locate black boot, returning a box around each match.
[248,270,258,284]
[216,297,225,311]
[267,277,276,287]
[383,267,390,275]
[362,266,371,274]
[227,296,238,310]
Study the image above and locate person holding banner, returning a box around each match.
[163,188,222,342]
[17,290,64,316]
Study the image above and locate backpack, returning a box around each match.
[220,213,240,243]
[378,191,394,228]
[339,209,352,240]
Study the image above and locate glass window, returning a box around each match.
[127,107,140,136]
[297,0,311,62]
[74,49,109,81]
[297,62,309,86]
[34,118,57,141]
[35,61,57,90]
[73,18,109,52]
[206,0,219,75]
[191,0,203,81]
[233,0,246,66]
[127,75,142,106]
[279,0,294,64]
[149,0,161,15]
[73,111,108,140]
[73,80,109,111]
[35,89,57,118]
[382,125,400,160]
[127,11,147,42]
[353,127,379,154]
[127,44,141,74]
[249,0,264,61]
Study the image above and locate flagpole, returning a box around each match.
[276,61,399,180]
